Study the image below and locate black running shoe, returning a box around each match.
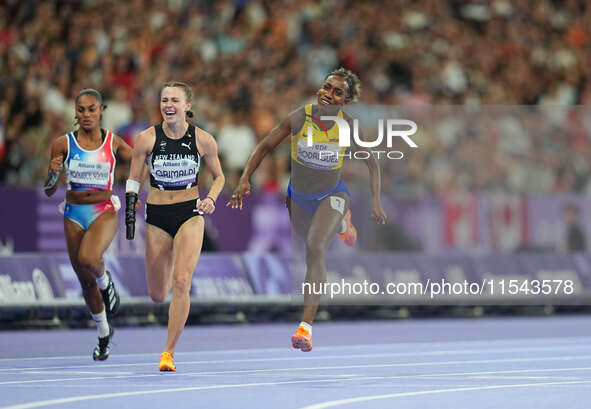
[100,270,120,317]
[92,325,114,361]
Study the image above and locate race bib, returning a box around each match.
[296,139,342,170]
[152,158,198,187]
[68,160,111,189]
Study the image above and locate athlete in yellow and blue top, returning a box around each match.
[228,68,387,352]
[291,103,347,172]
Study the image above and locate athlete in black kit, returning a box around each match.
[125,81,225,371]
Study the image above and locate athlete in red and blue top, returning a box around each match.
[44,89,133,361]
[62,125,117,227]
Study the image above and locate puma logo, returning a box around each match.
[181,142,191,149]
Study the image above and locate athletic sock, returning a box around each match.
[91,310,110,338]
[299,321,312,335]
[96,271,110,290]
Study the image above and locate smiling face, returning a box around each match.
[317,75,350,108]
[75,94,103,132]
[160,86,191,125]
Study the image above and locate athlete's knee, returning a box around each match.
[148,288,168,303]
[79,277,98,295]
[78,251,102,273]
[305,239,326,262]
[150,292,167,303]
[172,273,192,294]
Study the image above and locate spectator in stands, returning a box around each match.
[1,0,591,197]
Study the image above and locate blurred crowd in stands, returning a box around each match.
[1,0,591,196]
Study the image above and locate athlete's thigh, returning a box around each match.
[64,218,86,271]
[307,192,349,245]
[145,223,174,292]
[287,196,313,239]
[78,211,118,260]
[172,216,204,280]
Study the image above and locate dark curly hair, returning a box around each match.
[326,67,361,102]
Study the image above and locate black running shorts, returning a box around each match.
[145,199,203,237]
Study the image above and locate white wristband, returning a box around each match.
[126,179,140,193]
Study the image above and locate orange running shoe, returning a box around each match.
[158,351,176,372]
[291,325,312,352]
[339,209,357,246]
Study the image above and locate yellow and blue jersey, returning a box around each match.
[291,104,347,171]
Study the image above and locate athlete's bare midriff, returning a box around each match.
[147,185,200,205]
[291,161,341,193]
[66,190,113,205]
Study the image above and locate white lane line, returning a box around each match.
[3,375,591,409]
[247,367,591,379]
[2,344,590,373]
[1,378,363,409]
[467,376,583,380]
[0,376,153,386]
[6,367,591,388]
[3,335,591,362]
[299,380,591,409]
[411,366,591,379]
[2,356,591,386]
[23,371,134,376]
[0,347,289,362]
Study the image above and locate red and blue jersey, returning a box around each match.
[64,130,116,191]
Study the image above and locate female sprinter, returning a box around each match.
[125,81,225,371]
[44,88,131,361]
[228,68,387,352]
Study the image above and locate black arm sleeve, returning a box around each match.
[125,192,138,240]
